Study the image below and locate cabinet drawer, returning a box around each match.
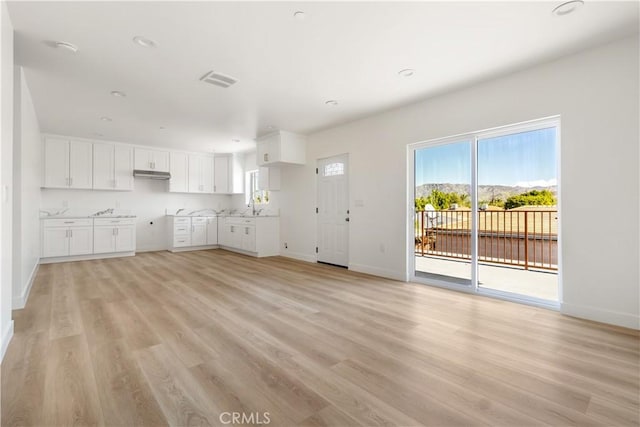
[226,217,256,226]
[43,218,93,227]
[173,236,191,247]
[174,225,190,235]
[192,217,208,224]
[94,218,136,226]
[173,217,191,225]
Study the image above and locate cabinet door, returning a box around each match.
[93,143,115,190]
[134,148,152,170]
[256,139,270,166]
[44,137,69,188]
[228,224,242,249]
[206,217,217,245]
[258,166,281,191]
[241,226,256,252]
[42,228,69,257]
[93,227,116,254]
[115,225,136,252]
[201,156,214,193]
[214,156,229,193]
[188,154,202,192]
[191,223,207,246]
[230,153,244,194]
[114,145,134,190]
[69,226,94,255]
[69,140,93,189]
[169,152,189,193]
[152,151,170,173]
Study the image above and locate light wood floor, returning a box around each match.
[2,250,639,426]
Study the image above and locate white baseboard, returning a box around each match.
[12,261,39,310]
[40,251,135,264]
[1,320,14,363]
[348,263,406,282]
[561,302,640,330]
[280,251,317,264]
[169,245,219,253]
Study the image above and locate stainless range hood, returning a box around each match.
[133,169,171,180]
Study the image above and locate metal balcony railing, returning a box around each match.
[415,209,558,271]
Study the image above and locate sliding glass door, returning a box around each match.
[411,118,559,305]
[414,140,473,287]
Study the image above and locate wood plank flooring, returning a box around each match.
[2,250,639,426]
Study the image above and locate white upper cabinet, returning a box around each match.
[44,137,69,188]
[213,155,229,193]
[93,143,133,191]
[188,154,214,193]
[256,131,306,166]
[134,148,169,172]
[44,137,93,189]
[214,154,244,194]
[169,151,189,193]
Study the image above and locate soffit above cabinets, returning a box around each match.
[7,1,639,153]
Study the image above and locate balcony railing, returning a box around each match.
[415,209,558,271]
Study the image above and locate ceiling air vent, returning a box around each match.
[200,71,237,88]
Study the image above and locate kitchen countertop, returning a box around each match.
[40,215,137,219]
[166,214,279,218]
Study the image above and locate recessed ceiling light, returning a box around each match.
[552,0,584,16]
[159,126,166,130]
[232,139,241,143]
[398,68,415,77]
[133,36,157,48]
[54,41,78,53]
[100,116,112,122]
[110,90,127,97]
[266,125,275,130]
[293,11,306,20]
[325,100,338,106]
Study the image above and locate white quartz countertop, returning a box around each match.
[40,215,137,219]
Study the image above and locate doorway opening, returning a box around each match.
[410,118,560,306]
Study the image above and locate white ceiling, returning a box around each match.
[8,1,639,153]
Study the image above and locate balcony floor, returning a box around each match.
[415,256,558,301]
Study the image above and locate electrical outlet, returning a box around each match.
[284,242,288,249]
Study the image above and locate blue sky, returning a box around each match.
[415,127,557,187]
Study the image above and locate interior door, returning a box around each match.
[317,154,349,267]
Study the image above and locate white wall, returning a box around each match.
[279,35,640,329]
[12,67,41,309]
[41,182,231,252]
[0,0,14,360]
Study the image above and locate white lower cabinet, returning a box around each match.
[42,217,136,263]
[93,218,136,254]
[206,217,218,245]
[168,216,218,252]
[219,217,279,257]
[42,219,94,258]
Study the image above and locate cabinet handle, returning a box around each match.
[64,221,74,224]
[112,228,116,236]
[230,226,234,233]
[264,153,268,162]
[69,229,73,238]
[245,227,249,235]
[116,228,119,236]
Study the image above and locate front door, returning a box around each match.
[317,154,349,267]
